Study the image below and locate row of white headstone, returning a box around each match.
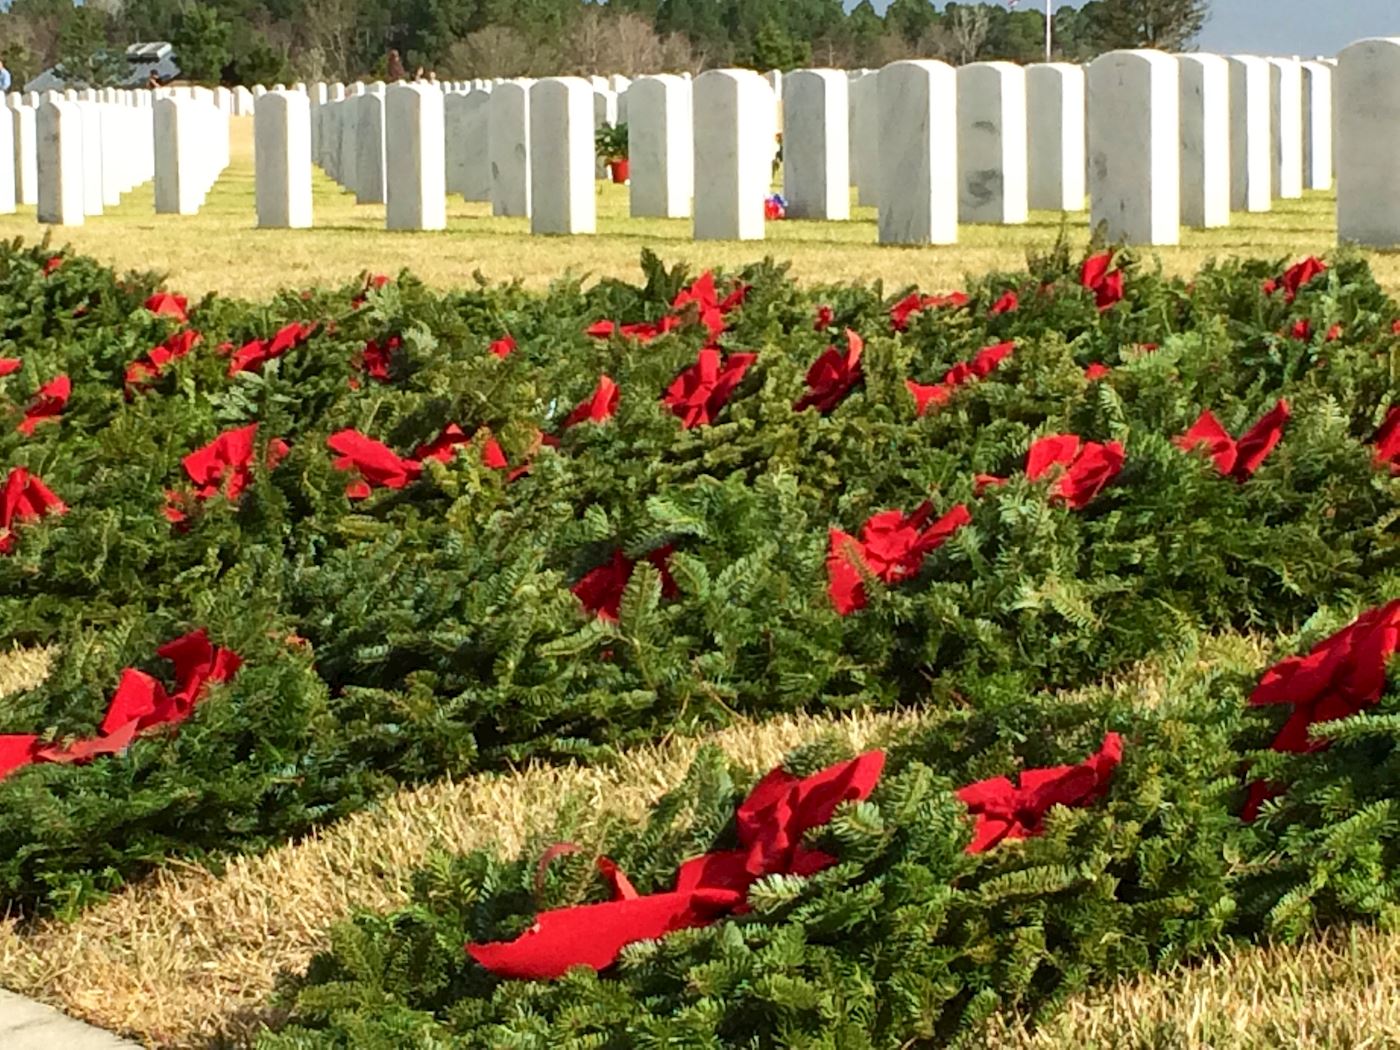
[8,88,230,225]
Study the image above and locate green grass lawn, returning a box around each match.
[0,117,1373,299]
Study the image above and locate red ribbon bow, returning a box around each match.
[889,290,969,332]
[662,349,756,428]
[17,375,70,435]
[126,329,202,391]
[563,375,620,429]
[227,322,317,377]
[827,503,970,616]
[354,336,401,383]
[1374,406,1400,474]
[489,334,516,359]
[907,341,1014,417]
[0,358,22,377]
[1263,257,1326,302]
[0,467,66,554]
[794,329,863,414]
[957,733,1123,853]
[144,293,189,323]
[1025,434,1125,509]
[327,429,423,499]
[166,424,289,523]
[350,274,390,309]
[0,630,241,783]
[1175,400,1290,481]
[572,547,679,621]
[1080,253,1124,311]
[466,750,886,981]
[1243,600,1400,820]
[988,290,1019,316]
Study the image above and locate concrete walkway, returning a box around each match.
[0,989,140,1048]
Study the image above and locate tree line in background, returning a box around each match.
[0,0,1207,89]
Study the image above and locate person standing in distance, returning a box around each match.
[0,60,12,94]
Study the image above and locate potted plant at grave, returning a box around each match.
[596,122,629,183]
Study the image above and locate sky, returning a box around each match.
[854,1,1400,59]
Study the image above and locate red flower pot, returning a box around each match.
[609,159,630,184]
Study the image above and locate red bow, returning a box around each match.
[126,329,202,390]
[794,329,863,414]
[671,271,748,342]
[1080,253,1124,311]
[813,305,835,330]
[957,733,1122,853]
[0,630,241,782]
[489,334,516,359]
[988,290,1019,316]
[1025,434,1125,509]
[909,341,1014,413]
[42,256,63,277]
[467,750,886,980]
[572,547,679,621]
[327,429,423,499]
[1263,257,1326,302]
[889,291,969,332]
[17,375,70,435]
[0,467,66,554]
[586,315,684,344]
[0,358,22,377]
[563,375,620,429]
[1084,362,1112,381]
[354,336,401,383]
[227,322,317,376]
[166,424,289,523]
[1374,406,1400,473]
[827,503,970,616]
[662,349,756,428]
[1243,600,1400,820]
[1175,400,1290,481]
[350,274,390,309]
[144,292,189,323]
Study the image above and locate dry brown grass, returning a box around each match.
[0,118,1380,301]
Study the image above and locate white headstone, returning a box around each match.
[1337,38,1400,246]
[36,100,83,226]
[593,88,617,129]
[73,101,104,216]
[1227,56,1272,212]
[782,69,850,221]
[354,91,386,204]
[255,90,313,229]
[1178,54,1230,228]
[1301,60,1333,190]
[385,83,447,231]
[1026,62,1087,212]
[1267,57,1303,199]
[489,79,532,217]
[445,90,491,201]
[956,62,1028,224]
[13,105,36,206]
[876,59,958,245]
[1087,49,1180,245]
[692,69,771,241]
[153,97,208,215]
[848,71,879,207]
[528,77,595,235]
[628,74,693,219]
[0,108,16,215]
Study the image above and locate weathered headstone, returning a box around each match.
[1227,55,1272,212]
[1178,53,1230,228]
[782,69,849,221]
[956,62,1028,224]
[1301,60,1333,190]
[445,90,491,201]
[255,90,313,229]
[692,69,771,241]
[1337,38,1400,246]
[36,99,83,226]
[1026,62,1086,212]
[848,71,879,207]
[489,79,532,217]
[627,74,693,219]
[13,105,36,206]
[1267,57,1303,199]
[1087,49,1179,245]
[529,77,595,235]
[876,59,957,245]
[385,83,447,231]
[355,91,387,204]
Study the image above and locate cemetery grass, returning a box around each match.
[0,118,1384,300]
[1,641,1398,1050]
